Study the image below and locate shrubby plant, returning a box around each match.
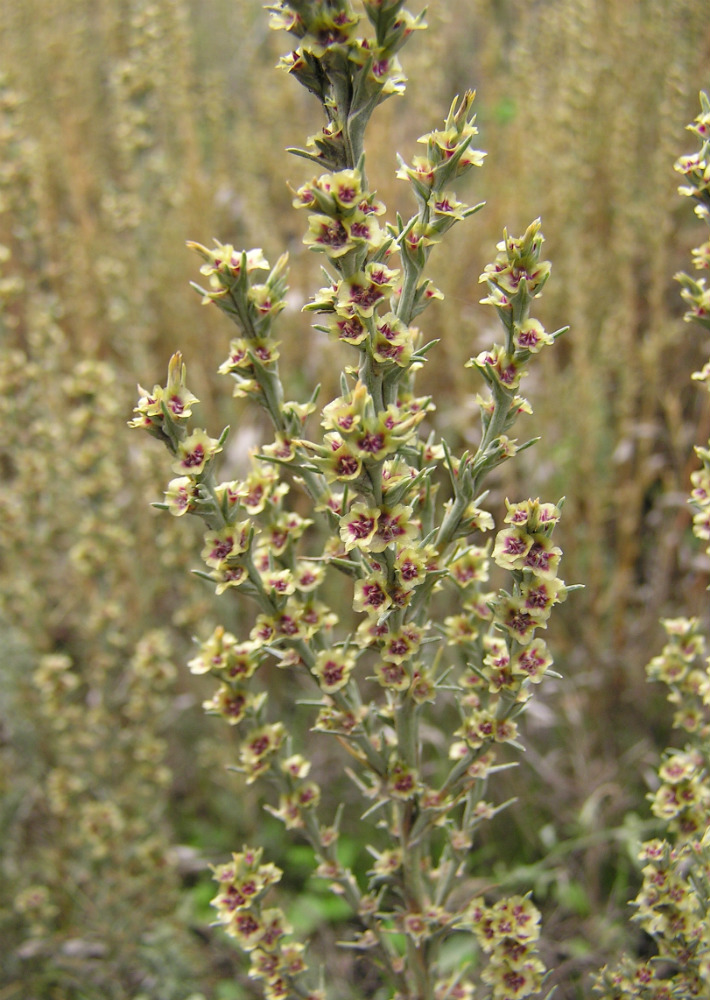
[131,3,571,997]
[3,0,708,996]
[2,8,708,917]
[595,91,710,1000]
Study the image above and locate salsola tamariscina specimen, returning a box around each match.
[130,3,568,998]
[595,91,710,1000]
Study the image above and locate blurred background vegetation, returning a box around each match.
[2,1,710,997]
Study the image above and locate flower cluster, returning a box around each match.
[297,95,485,416]
[447,500,565,791]
[130,350,221,458]
[131,4,568,998]
[675,90,710,331]
[596,91,710,1000]
[395,89,486,261]
[468,221,565,472]
[596,617,710,997]
[466,895,545,1000]
[267,0,426,170]
[681,95,710,558]
[211,848,321,1000]
[491,500,565,639]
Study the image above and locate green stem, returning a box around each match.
[397,255,422,325]
[477,382,513,455]
[401,817,433,999]
[257,366,287,433]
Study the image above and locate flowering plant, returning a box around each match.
[131,3,568,997]
[595,91,710,1000]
